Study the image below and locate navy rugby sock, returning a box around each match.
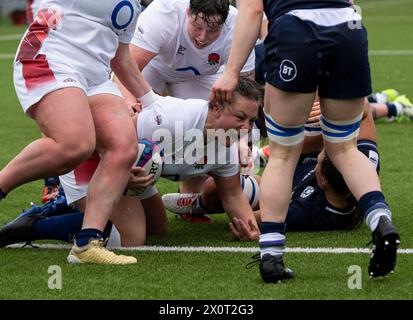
[76,228,105,247]
[359,191,391,231]
[33,212,112,244]
[259,221,286,258]
[386,102,403,118]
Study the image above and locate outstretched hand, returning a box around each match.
[229,217,260,241]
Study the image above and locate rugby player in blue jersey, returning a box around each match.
[212,0,400,282]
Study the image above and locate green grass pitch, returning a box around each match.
[0,0,412,300]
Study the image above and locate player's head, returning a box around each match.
[187,0,230,49]
[209,77,263,142]
[316,149,364,229]
[315,150,355,202]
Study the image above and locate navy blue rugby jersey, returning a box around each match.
[287,157,358,231]
[285,141,379,231]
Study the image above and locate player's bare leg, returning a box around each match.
[0,88,95,196]
[258,85,315,282]
[320,97,400,278]
[82,94,137,231]
[68,94,138,265]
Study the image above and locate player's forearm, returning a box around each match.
[222,193,256,225]
[111,45,152,99]
[112,74,138,106]
[225,0,263,77]
[112,61,152,99]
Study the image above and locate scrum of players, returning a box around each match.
[0,0,405,282]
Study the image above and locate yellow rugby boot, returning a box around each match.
[67,239,137,265]
[381,88,399,102]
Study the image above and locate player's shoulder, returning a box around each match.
[224,5,239,28]
[143,0,184,15]
[156,96,207,112]
[138,0,183,36]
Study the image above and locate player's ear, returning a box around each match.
[319,174,329,190]
[210,101,222,116]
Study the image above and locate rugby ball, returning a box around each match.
[127,139,163,196]
[241,175,260,209]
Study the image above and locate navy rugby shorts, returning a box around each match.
[264,14,372,99]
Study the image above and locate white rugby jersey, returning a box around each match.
[21,0,141,85]
[59,95,239,204]
[131,0,255,79]
[137,96,240,181]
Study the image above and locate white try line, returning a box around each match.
[0,34,22,41]
[369,50,413,56]
[365,16,413,22]
[6,243,413,254]
[0,53,15,59]
[360,0,413,9]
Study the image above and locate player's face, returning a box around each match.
[187,12,223,49]
[214,96,258,145]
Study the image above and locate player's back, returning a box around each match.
[32,0,141,84]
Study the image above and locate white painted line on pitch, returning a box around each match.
[0,53,15,59]
[361,0,413,9]
[366,16,413,22]
[0,34,22,41]
[6,243,413,254]
[369,50,413,56]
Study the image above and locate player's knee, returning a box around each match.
[108,138,138,168]
[59,139,95,168]
[320,114,363,143]
[265,111,305,146]
[122,142,139,167]
[202,177,217,194]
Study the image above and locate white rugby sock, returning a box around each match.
[366,208,392,232]
[259,232,285,258]
[106,225,122,248]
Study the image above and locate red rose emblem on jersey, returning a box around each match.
[208,53,220,65]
